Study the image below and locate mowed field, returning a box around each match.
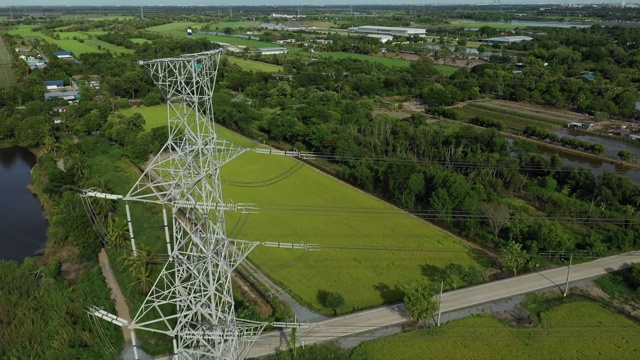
[0,35,15,88]
[6,25,132,55]
[227,56,283,72]
[146,22,278,48]
[122,105,489,312]
[352,301,640,359]
[318,52,458,74]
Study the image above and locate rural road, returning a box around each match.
[247,251,640,358]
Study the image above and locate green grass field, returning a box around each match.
[209,21,260,29]
[317,52,457,75]
[0,34,15,88]
[130,38,150,44]
[227,56,283,72]
[6,25,131,55]
[146,22,280,48]
[352,301,640,359]
[145,22,201,36]
[120,105,489,312]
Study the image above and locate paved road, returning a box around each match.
[247,252,640,358]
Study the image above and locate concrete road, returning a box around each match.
[247,252,640,358]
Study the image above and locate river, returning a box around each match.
[0,147,48,261]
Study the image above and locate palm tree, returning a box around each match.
[129,265,152,294]
[124,245,154,271]
[107,216,129,249]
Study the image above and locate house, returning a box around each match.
[260,23,282,30]
[52,51,73,59]
[44,91,79,101]
[44,80,64,90]
[276,39,296,45]
[256,47,288,55]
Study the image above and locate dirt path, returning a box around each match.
[98,249,132,342]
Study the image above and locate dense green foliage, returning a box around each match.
[0,261,123,358]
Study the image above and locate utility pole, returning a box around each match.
[82,50,318,359]
[563,253,573,297]
[140,6,143,20]
[230,7,232,19]
[437,280,443,326]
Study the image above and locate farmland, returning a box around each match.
[121,105,489,313]
[454,100,576,131]
[0,34,15,88]
[351,301,640,359]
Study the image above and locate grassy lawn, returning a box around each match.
[146,22,277,48]
[227,56,283,72]
[352,301,640,359]
[145,22,201,36]
[0,34,15,88]
[210,21,260,29]
[6,25,131,55]
[317,52,457,75]
[120,105,488,313]
[130,38,150,44]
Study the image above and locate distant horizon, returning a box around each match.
[0,1,636,8]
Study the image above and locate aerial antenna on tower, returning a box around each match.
[140,6,144,20]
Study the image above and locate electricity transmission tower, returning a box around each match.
[83,49,314,359]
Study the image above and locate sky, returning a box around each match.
[0,1,629,7]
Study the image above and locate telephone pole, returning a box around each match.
[437,280,443,326]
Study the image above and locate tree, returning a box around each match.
[129,265,152,294]
[618,150,632,161]
[107,216,129,249]
[481,202,511,240]
[317,290,345,315]
[500,241,529,276]
[403,282,439,322]
[441,263,466,290]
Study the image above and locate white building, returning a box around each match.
[366,34,394,43]
[349,26,426,37]
[256,47,288,55]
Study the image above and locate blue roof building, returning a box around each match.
[43,80,64,87]
[53,51,72,56]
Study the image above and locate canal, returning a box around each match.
[0,147,48,261]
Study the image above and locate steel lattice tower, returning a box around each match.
[86,49,267,359]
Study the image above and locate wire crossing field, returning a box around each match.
[0,35,15,88]
[123,105,488,312]
[351,301,640,359]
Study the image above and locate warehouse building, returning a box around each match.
[348,26,426,37]
[256,47,288,55]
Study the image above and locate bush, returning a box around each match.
[143,92,163,107]
[426,106,458,120]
